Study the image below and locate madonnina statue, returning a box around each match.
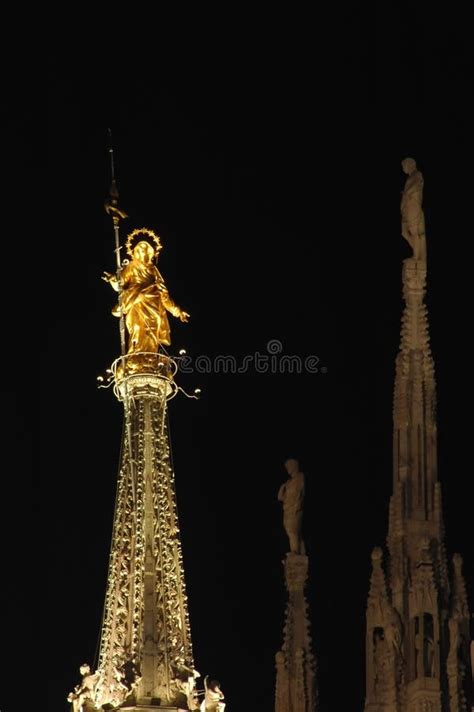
[103,228,189,354]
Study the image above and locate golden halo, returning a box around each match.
[126,228,162,258]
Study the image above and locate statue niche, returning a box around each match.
[372,624,399,704]
[414,613,435,679]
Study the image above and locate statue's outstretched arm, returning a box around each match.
[161,288,182,317]
[157,272,190,322]
[102,271,120,292]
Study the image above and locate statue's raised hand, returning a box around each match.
[179,310,190,323]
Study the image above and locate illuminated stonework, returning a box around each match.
[93,365,196,709]
[69,179,200,709]
[275,460,317,712]
[364,161,472,712]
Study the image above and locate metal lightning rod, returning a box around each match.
[105,128,129,357]
[104,130,136,506]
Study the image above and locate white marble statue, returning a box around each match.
[174,663,201,710]
[67,663,99,712]
[200,675,225,711]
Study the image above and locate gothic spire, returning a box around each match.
[393,157,437,520]
[364,158,472,712]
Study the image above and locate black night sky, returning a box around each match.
[40,14,473,712]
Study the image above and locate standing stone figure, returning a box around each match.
[400,157,426,262]
[174,664,200,710]
[381,600,403,661]
[278,458,305,555]
[424,632,435,677]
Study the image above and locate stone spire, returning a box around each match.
[364,159,472,712]
[392,255,438,525]
[275,459,317,712]
[94,369,197,709]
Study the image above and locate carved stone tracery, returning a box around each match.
[365,160,472,712]
[87,372,195,710]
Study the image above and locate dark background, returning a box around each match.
[39,12,474,712]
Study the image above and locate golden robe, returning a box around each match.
[118,258,181,353]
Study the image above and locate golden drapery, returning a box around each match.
[119,259,180,351]
[106,240,188,354]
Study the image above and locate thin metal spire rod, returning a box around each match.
[106,129,127,359]
[105,130,136,505]
[107,128,116,181]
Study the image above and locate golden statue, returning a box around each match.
[103,229,189,356]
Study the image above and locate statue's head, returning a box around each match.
[453,552,463,573]
[401,157,417,175]
[371,547,383,564]
[126,228,162,261]
[80,663,91,675]
[209,680,221,692]
[133,240,155,264]
[284,458,299,477]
